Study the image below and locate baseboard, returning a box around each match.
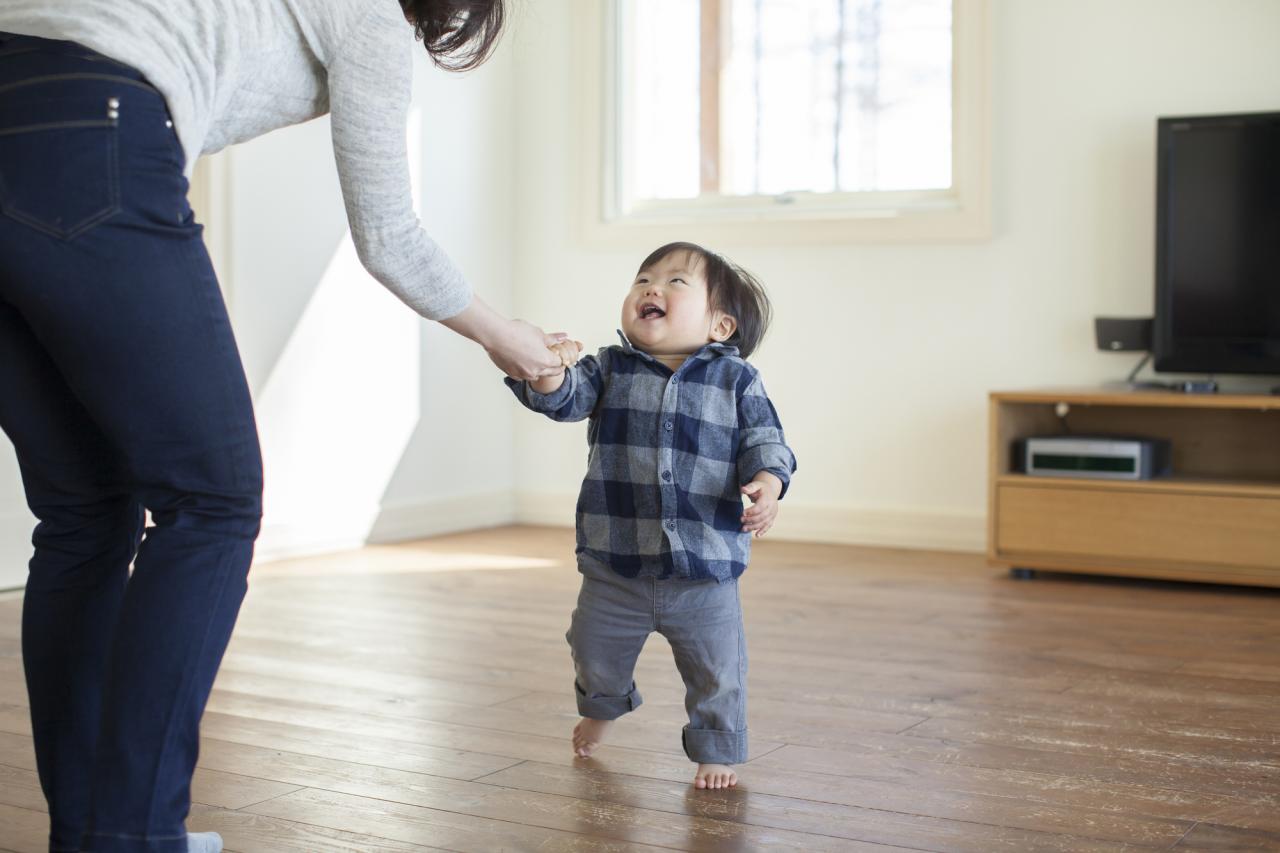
[515,491,985,554]
[5,490,982,580]
[365,492,516,545]
[255,492,516,563]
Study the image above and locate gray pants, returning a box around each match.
[566,559,748,765]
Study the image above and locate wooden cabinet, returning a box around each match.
[988,390,1280,586]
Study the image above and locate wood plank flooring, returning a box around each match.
[1,525,1278,852]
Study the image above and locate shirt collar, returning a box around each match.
[615,330,740,365]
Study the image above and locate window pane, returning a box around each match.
[627,0,701,200]
[623,0,953,203]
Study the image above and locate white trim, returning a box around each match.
[582,0,992,247]
[254,492,517,563]
[515,490,985,554]
[365,493,516,545]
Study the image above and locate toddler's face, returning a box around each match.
[621,251,732,358]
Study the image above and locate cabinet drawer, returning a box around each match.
[996,484,1280,569]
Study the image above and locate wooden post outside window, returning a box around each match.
[699,0,723,195]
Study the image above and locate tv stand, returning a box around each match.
[989,389,1280,587]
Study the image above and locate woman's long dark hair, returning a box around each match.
[401,0,507,72]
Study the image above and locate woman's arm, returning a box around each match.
[325,4,560,380]
[442,295,566,382]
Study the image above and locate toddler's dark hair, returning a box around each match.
[637,242,773,359]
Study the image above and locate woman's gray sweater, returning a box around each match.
[0,0,471,320]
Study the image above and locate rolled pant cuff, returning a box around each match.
[575,682,643,721]
[682,725,748,765]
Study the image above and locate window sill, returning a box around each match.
[581,200,991,248]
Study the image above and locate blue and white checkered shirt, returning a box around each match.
[506,331,796,582]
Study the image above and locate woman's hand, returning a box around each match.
[487,319,567,381]
[440,295,565,381]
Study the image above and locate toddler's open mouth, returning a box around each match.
[639,303,666,320]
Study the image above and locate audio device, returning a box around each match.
[1020,436,1171,481]
[1094,317,1152,352]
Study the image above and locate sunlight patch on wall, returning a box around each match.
[255,111,426,559]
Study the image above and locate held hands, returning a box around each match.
[741,472,783,537]
[528,338,584,395]
[550,339,584,367]
[487,319,567,381]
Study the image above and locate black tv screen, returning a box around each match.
[1153,111,1280,375]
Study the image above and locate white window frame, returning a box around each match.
[577,0,991,246]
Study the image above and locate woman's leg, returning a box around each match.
[0,302,143,851]
[0,40,260,852]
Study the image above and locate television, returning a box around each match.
[1153,111,1280,376]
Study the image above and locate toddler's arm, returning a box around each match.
[505,346,609,423]
[736,367,797,499]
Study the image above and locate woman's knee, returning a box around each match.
[141,448,264,542]
[28,493,143,588]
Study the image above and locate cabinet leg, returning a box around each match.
[1010,568,1037,580]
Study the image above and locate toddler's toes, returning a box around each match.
[694,763,737,789]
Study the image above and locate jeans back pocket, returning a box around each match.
[0,84,121,240]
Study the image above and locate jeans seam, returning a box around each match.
[0,73,158,98]
[180,233,258,493]
[0,119,116,136]
[143,543,237,833]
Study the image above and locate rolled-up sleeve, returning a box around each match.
[326,4,472,321]
[736,368,797,498]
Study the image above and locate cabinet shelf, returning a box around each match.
[996,473,1280,500]
[988,390,1280,587]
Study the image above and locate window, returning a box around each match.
[592,0,989,243]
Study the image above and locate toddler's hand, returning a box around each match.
[740,477,781,537]
[550,339,584,368]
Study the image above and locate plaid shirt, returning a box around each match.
[506,331,796,582]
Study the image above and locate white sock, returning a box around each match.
[187,832,223,853]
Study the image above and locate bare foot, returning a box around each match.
[572,717,613,757]
[694,763,738,789]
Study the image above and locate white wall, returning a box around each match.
[507,0,1280,552]
[227,43,520,560]
[0,456,29,589]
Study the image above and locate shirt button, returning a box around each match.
[671,376,678,384]
[665,519,676,531]
[662,471,672,481]
[664,421,673,431]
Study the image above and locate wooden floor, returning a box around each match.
[1,526,1279,852]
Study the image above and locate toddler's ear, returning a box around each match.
[711,313,738,343]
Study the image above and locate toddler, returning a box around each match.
[506,242,796,789]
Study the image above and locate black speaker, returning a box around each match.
[1094,317,1152,353]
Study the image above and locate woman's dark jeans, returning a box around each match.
[0,34,262,852]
